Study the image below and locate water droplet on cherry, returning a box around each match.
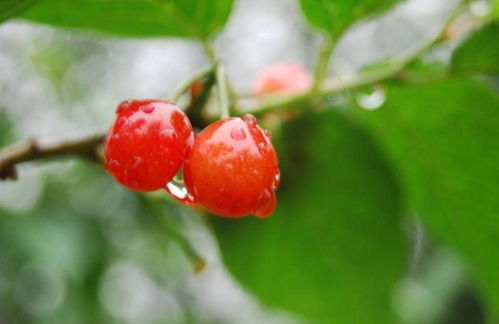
[243,114,257,128]
[225,163,234,171]
[132,156,143,169]
[141,105,155,113]
[230,126,246,140]
[254,189,276,218]
[160,128,176,140]
[257,142,267,154]
[273,169,281,188]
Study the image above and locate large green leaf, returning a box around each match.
[20,0,234,39]
[0,0,36,23]
[451,22,499,75]
[356,79,499,320]
[298,0,401,36]
[212,110,406,324]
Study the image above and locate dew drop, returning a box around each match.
[116,116,127,127]
[257,142,268,155]
[252,169,260,176]
[243,114,257,128]
[116,100,132,114]
[165,179,195,205]
[131,156,143,169]
[254,189,276,218]
[356,86,385,110]
[273,169,281,188]
[230,126,247,140]
[264,129,272,139]
[141,104,155,113]
[105,159,120,171]
[133,128,145,136]
[160,128,177,140]
[225,163,234,171]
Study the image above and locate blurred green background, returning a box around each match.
[0,0,498,323]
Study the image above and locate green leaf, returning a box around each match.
[493,0,499,18]
[0,0,36,23]
[21,0,234,39]
[356,79,499,320]
[451,22,499,75]
[298,0,401,36]
[212,110,406,324]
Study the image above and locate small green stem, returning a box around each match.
[202,41,218,62]
[139,194,206,273]
[216,64,230,119]
[169,65,215,103]
[311,37,337,94]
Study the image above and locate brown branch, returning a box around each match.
[0,134,105,180]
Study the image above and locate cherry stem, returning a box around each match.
[216,63,230,119]
[139,194,206,273]
[169,64,215,103]
[311,36,337,95]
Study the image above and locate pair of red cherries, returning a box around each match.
[104,63,311,218]
[104,100,279,218]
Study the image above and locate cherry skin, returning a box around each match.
[253,63,312,97]
[182,114,280,218]
[104,99,194,191]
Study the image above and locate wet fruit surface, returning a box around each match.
[253,63,312,97]
[104,99,194,191]
[183,114,280,218]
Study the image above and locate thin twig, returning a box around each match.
[0,134,104,180]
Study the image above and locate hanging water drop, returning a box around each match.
[356,85,385,110]
[165,178,195,205]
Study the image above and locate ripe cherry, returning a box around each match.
[253,63,312,97]
[182,114,280,218]
[104,99,194,191]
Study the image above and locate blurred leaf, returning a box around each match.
[21,0,234,39]
[212,110,406,324]
[451,22,499,75]
[0,0,36,23]
[298,0,401,36]
[493,0,499,18]
[356,79,499,321]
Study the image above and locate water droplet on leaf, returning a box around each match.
[356,86,385,110]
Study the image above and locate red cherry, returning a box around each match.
[182,114,280,218]
[253,63,312,97]
[104,99,194,191]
